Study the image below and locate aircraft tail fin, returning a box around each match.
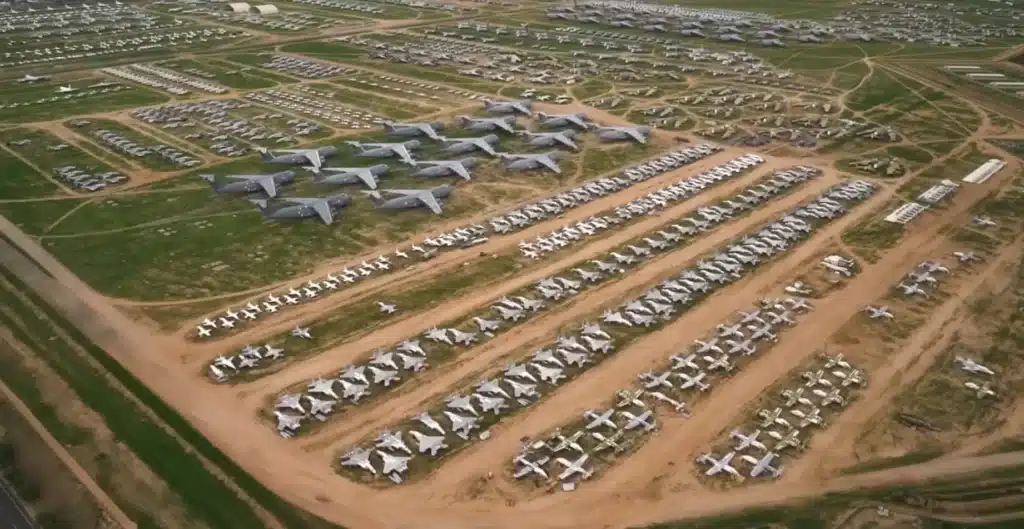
[249,199,270,215]
[200,174,219,189]
[257,147,273,162]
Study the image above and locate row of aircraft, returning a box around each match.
[195,145,721,340]
[339,322,620,483]
[699,353,868,480]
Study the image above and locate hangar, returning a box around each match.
[226,2,251,12]
[250,4,279,14]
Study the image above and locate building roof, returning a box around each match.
[226,2,250,12]
[251,4,278,14]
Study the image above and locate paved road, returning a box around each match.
[0,474,38,529]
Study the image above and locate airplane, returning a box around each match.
[696,451,741,477]
[340,447,376,474]
[769,428,803,451]
[677,371,710,392]
[197,326,212,338]
[397,340,425,356]
[583,408,617,430]
[823,353,852,370]
[791,406,825,428]
[591,430,625,453]
[671,353,702,371]
[445,393,478,416]
[439,134,501,156]
[308,378,340,400]
[595,125,651,144]
[703,354,734,373]
[500,151,566,174]
[757,407,791,429]
[740,452,783,478]
[731,429,767,452]
[548,431,586,454]
[258,146,337,172]
[368,366,400,387]
[716,323,744,340]
[411,158,478,181]
[17,73,50,83]
[965,381,997,399]
[456,115,518,134]
[482,98,533,116]
[815,387,846,407]
[693,338,724,355]
[377,451,412,476]
[954,355,995,376]
[534,364,566,384]
[291,327,312,339]
[252,194,351,225]
[555,453,593,481]
[781,388,813,408]
[201,171,295,198]
[378,302,397,315]
[801,370,832,388]
[346,140,420,165]
[56,85,78,93]
[367,185,453,215]
[444,411,479,439]
[863,305,895,320]
[316,165,389,190]
[513,453,550,479]
[518,129,579,150]
[639,370,674,390]
[537,112,590,129]
[408,430,448,456]
[620,409,657,432]
[895,282,929,297]
[473,316,500,333]
[384,121,445,140]
[616,388,646,409]
[953,251,980,263]
[450,329,477,345]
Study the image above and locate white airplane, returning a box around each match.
[56,85,78,93]
[757,407,791,428]
[377,302,398,314]
[693,338,724,354]
[716,323,744,340]
[790,406,825,428]
[445,394,479,416]
[703,354,734,372]
[670,353,702,371]
[954,356,995,376]
[340,447,376,474]
[556,453,593,481]
[863,305,895,320]
[965,381,997,399]
[583,408,617,430]
[896,282,929,297]
[741,452,783,478]
[591,430,625,453]
[801,370,833,388]
[768,428,803,451]
[513,453,550,479]
[548,431,586,454]
[534,364,566,384]
[953,251,980,263]
[375,430,411,454]
[197,326,212,338]
[473,316,501,333]
[17,73,49,83]
[823,353,852,370]
[730,429,767,452]
[814,387,846,407]
[443,411,479,438]
[397,340,425,356]
[308,378,340,399]
[414,412,446,435]
[640,370,674,390]
[696,451,741,477]
[677,371,710,392]
[409,430,448,456]
[620,409,657,432]
[377,450,412,476]
[291,327,312,339]
[505,378,538,398]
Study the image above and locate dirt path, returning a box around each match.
[0,376,137,529]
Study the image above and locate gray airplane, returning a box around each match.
[595,125,652,144]
[537,112,591,129]
[384,121,445,140]
[457,115,518,134]
[251,194,351,225]
[439,134,501,156]
[482,98,533,116]
[316,165,389,190]
[346,140,421,165]
[501,151,566,173]
[519,129,579,150]
[200,170,295,198]
[410,158,478,181]
[367,185,453,215]
[258,146,338,172]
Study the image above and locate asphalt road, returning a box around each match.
[0,474,38,529]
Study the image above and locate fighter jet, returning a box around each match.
[201,171,295,198]
[443,410,479,438]
[537,112,590,129]
[375,430,411,454]
[291,327,312,339]
[457,115,518,134]
[316,165,389,190]
[384,121,445,140]
[518,129,579,150]
[482,98,533,116]
[411,158,478,181]
[415,412,446,435]
[340,447,376,474]
[741,452,783,478]
[439,134,500,156]
[595,125,651,144]
[346,140,420,165]
[367,185,453,215]
[620,409,657,432]
[409,430,448,456]
[513,453,550,479]
[56,85,78,93]
[377,451,411,476]
[251,194,351,225]
[500,151,566,173]
[953,251,980,263]
[378,302,397,315]
[954,355,995,376]
[258,146,337,172]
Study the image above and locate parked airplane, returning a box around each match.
[258,146,337,172]
[595,125,651,144]
[409,430,448,456]
[251,194,351,224]
[367,185,453,215]
[863,305,895,320]
[439,134,500,156]
[953,251,980,263]
[384,121,445,140]
[456,115,518,134]
[346,140,420,165]
[340,447,376,474]
[965,381,997,399]
[696,451,741,477]
[500,151,566,173]
[584,408,617,430]
[731,429,767,452]
[201,171,295,198]
[620,409,657,432]
[518,129,579,150]
[955,355,995,376]
[482,98,533,116]
[411,158,478,181]
[17,73,50,83]
[513,453,549,479]
[741,452,783,478]
[537,112,590,129]
[317,165,389,190]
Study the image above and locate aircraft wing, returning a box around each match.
[313,200,335,225]
[451,163,471,181]
[537,155,561,174]
[417,192,443,214]
[495,120,514,133]
[393,145,415,165]
[626,129,647,144]
[304,150,323,168]
[556,134,578,150]
[355,169,378,189]
[257,176,278,197]
[475,140,497,155]
[419,125,439,139]
[568,115,588,128]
